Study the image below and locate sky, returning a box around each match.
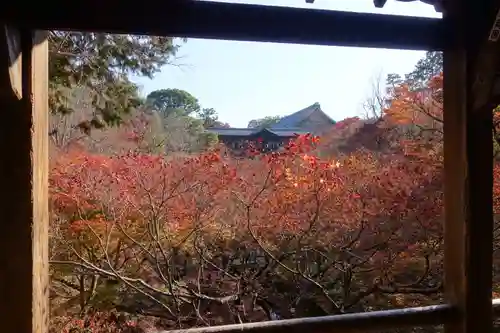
[132,0,442,128]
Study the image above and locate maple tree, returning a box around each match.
[46,64,463,333]
[383,69,500,313]
[49,129,447,331]
[47,50,500,333]
[383,72,443,142]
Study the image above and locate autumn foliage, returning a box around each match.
[50,133,446,331]
[48,71,500,333]
[384,73,443,130]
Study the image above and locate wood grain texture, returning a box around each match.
[0,0,448,50]
[443,1,496,333]
[0,28,49,333]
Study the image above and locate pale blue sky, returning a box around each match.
[132,0,441,128]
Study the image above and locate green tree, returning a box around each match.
[146,88,201,117]
[404,51,443,89]
[196,107,230,128]
[197,107,219,128]
[145,89,219,152]
[162,114,218,153]
[49,32,182,131]
[385,51,442,93]
[247,116,282,129]
[385,73,403,87]
[214,122,231,128]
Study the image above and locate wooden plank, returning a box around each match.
[443,0,495,332]
[0,28,49,333]
[1,0,448,50]
[160,304,455,333]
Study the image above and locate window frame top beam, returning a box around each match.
[1,0,448,50]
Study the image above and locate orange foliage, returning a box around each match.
[49,64,500,331]
[50,132,448,330]
[384,73,443,134]
[51,83,500,331]
[51,148,231,243]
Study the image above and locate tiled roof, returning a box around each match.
[270,102,330,129]
[207,127,310,138]
[208,102,333,137]
[206,128,255,136]
[267,128,310,137]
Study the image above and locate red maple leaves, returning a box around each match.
[50,133,447,275]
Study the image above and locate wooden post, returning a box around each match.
[0,27,49,333]
[443,0,495,332]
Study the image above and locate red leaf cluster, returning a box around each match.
[51,134,445,281]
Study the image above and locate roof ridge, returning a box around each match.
[270,103,322,129]
[293,102,321,114]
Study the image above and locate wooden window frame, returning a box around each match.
[0,0,497,332]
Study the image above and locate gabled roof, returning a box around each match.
[257,128,310,137]
[270,102,334,129]
[207,127,310,138]
[206,128,255,136]
[207,102,334,138]
[266,128,310,137]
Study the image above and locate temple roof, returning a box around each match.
[208,102,334,137]
[270,103,325,129]
[207,127,310,137]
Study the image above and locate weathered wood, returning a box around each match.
[0,2,495,333]
[1,0,449,50]
[443,0,496,332]
[0,28,49,333]
[161,304,455,333]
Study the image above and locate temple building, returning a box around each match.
[207,103,335,154]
